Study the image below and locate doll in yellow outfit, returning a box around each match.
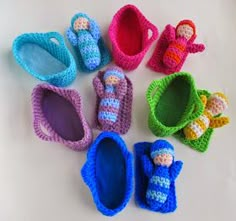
[183,92,229,140]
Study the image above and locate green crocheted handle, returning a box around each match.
[146,79,160,106]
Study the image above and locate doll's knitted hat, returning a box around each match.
[103,66,125,80]
[150,140,175,159]
[176,19,196,37]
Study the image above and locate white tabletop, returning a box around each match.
[0,0,235,220]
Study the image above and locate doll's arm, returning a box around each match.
[141,155,154,179]
[89,19,101,42]
[165,25,176,43]
[66,28,78,46]
[187,43,205,53]
[209,116,229,128]
[116,79,127,100]
[93,76,105,98]
[169,161,183,181]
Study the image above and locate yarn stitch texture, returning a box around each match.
[147,20,205,75]
[81,131,133,216]
[67,13,111,72]
[146,72,204,137]
[134,140,183,213]
[12,32,76,87]
[175,90,229,152]
[31,84,92,151]
[109,4,158,70]
[93,66,133,134]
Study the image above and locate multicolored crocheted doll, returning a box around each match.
[184,92,229,140]
[141,140,183,211]
[66,13,101,70]
[147,20,205,75]
[95,66,127,125]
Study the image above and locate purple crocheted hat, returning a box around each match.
[31,84,92,151]
[93,66,133,134]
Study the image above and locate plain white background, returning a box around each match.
[0,0,235,220]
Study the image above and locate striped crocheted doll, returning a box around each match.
[141,140,183,211]
[184,92,229,140]
[95,66,127,125]
[66,13,101,70]
[163,20,205,69]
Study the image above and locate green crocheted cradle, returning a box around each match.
[146,72,204,137]
[174,90,214,152]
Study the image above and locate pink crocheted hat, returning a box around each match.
[109,4,158,71]
[31,84,92,151]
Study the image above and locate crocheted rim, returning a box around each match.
[174,90,214,152]
[108,4,158,58]
[146,72,204,136]
[31,84,92,151]
[12,32,76,86]
[81,131,133,216]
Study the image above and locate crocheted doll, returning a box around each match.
[141,140,183,211]
[95,66,127,126]
[147,20,205,74]
[184,92,229,140]
[66,13,101,70]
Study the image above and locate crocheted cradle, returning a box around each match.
[13,32,76,87]
[32,84,92,151]
[81,132,133,216]
[93,70,133,134]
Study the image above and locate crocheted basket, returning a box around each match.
[109,4,158,70]
[134,141,181,213]
[31,84,92,151]
[174,90,214,152]
[93,66,133,134]
[81,132,133,216]
[12,32,76,87]
[146,72,204,137]
[66,13,111,73]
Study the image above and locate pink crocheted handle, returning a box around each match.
[33,116,54,141]
[144,21,158,48]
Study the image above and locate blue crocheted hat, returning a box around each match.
[103,66,125,80]
[150,140,175,159]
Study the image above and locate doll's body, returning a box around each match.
[66,13,101,70]
[93,66,127,126]
[141,140,183,211]
[184,92,229,140]
[163,20,205,69]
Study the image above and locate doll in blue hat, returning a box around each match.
[141,140,183,212]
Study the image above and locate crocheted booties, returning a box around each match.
[32,84,92,151]
[147,19,205,75]
[109,4,158,70]
[174,91,229,152]
[81,132,133,216]
[146,72,204,137]
[12,32,76,87]
[93,66,133,134]
[135,140,183,213]
[66,13,111,72]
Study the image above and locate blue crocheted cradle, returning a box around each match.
[134,142,178,213]
[12,32,76,87]
[81,132,133,216]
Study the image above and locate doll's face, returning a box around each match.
[176,24,194,40]
[153,154,173,167]
[73,17,89,31]
[105,76,120,85]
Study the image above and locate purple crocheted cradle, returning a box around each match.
[93,67,133,135]
[32,84,92,151]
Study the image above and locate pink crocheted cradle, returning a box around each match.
[109,4,158,71]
